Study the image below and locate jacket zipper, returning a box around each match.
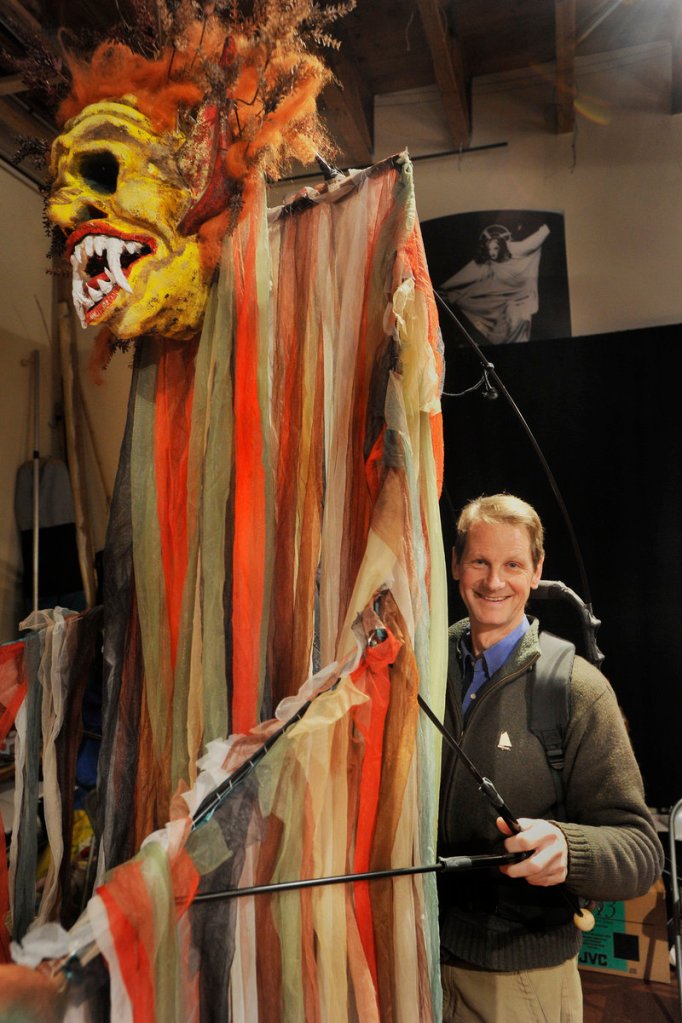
[462,651,540,736]
[448,652,541,810]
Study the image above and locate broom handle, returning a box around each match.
[32,349,40,616]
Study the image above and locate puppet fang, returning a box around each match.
[70,235,150,326]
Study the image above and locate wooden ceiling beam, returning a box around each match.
[322,50,374,168]
[673,1,682,114]
[0,96,52,142]
[0,0,43,39]
[555,0,576,133]
[415,0,470,149]
[0,74,27,96]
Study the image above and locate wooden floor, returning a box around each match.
[581,968,680,1022]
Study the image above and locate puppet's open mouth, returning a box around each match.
[68,229,156,327]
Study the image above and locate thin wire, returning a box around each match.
[434,291,593,610]
[441,376,485,398]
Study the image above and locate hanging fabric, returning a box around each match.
[42,153,448,1021]
[0,640,27,962]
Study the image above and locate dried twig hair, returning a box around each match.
[53,1,353,244]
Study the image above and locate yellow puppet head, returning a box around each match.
[49,97,210,340]
[45,4,342,342]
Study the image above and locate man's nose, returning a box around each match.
[483,566,506,589]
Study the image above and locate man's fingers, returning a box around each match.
[496,817,568,886]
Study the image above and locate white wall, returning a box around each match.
[373,42,682,337]
[0,40,679,641]
[0,164,54,641]
[0,165,131,643]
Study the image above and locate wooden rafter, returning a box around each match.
[0,74,26,97]
[555,0,576,134]
[322,50,374,168]
[0,96,52,142]
[415,0,469,149]
[673,0,682,114]
[0,0,42,35]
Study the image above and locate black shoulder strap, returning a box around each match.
[528,631,575,821]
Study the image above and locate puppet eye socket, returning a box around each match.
[77,151,119,194]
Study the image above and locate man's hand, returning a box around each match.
[496,816,568,886]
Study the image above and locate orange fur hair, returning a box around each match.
[57,19,331,283]
[57,21,332,186]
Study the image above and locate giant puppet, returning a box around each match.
[5,3,448,1019]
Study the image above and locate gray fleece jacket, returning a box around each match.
[438,617,664,971]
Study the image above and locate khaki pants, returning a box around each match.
[441,957,583,1022]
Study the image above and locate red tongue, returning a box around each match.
[88,271,112,289]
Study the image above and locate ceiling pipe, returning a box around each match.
[576,0,625,47]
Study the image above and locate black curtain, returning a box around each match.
[439,322,682,809]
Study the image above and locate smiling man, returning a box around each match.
[438,493,663,1023]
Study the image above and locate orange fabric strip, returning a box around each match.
[231,202,266,733]
[350,628,402,986]
[98,864,156,1023]
[153,341,198,669]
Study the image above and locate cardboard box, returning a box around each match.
[578,879,670,983]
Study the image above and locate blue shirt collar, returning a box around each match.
[460,615,531,679]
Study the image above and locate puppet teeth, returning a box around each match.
[72,276,88,304]
[71,275,90,328]
[69,232,140,323]
[104,237,133,293]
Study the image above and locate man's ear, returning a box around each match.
[530,556,544,590]
[451,546,460,581]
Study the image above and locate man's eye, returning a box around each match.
[77,151,119,194]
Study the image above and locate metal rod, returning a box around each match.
[417,693,522,834]
[191,851,527,903]
[417,684,587,924]
[434,291,593,611]
[276,142,508,185]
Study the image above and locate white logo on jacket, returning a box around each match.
[497,731,512,750]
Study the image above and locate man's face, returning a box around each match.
[453,520,543,652]
[47,100,210,341]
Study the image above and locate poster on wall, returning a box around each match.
[420,210,571,345]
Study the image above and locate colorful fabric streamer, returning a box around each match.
[7,607,102,949]
[19,154,447,1020]
[0,640,27,962]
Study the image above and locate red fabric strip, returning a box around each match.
[98,862,156,1023]
[153,340,198,669]
[231,206,267,733]
[0,642,25,963]
[350,628,401,986]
